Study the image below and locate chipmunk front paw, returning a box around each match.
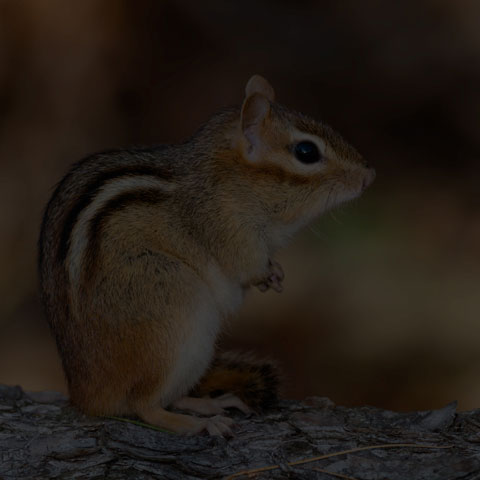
[255,259,284,293]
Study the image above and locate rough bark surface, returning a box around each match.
[1,384,480,479]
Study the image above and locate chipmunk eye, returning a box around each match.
[294,141,321,164]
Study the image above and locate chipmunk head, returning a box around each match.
[235,74,375,241]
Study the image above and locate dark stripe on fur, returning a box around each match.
[58,165,174,263]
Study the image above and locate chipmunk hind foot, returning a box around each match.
[192,351,281,412]
[137,403,234,436]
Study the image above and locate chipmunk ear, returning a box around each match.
[245,74,275,102]
[240,75,275,161]
[241,93,271,160]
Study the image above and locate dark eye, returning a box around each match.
[294,141,321,164]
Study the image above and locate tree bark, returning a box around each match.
[1,384,479,479]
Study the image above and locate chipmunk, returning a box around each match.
[38,75,375,436]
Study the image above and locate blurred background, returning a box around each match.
[1,0,479,412]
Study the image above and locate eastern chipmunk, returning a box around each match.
[38,75,375,436]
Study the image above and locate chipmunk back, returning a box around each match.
[38,75,374,435]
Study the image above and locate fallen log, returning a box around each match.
[1,384,479,479]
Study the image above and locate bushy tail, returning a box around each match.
[192,351,281,411]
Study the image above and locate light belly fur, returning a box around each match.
[158,271,243,406]
[158,293,220,406]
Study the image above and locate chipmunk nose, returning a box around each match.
[362,167,376,190]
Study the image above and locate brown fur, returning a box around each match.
[38,75,374,435]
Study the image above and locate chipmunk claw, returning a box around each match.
[255,259,284,293]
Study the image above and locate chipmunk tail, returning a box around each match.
[192,351,281,411]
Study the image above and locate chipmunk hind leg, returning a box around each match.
[172,393,251,416]
[118,257,232,434]
[134,402,234,436]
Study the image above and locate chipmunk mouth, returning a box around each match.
[332,165,375,204]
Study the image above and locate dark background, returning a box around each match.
[1,0,479,411]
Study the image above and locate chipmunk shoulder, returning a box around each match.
[38,75,374,435]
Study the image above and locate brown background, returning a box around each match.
[1,0,479,412]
